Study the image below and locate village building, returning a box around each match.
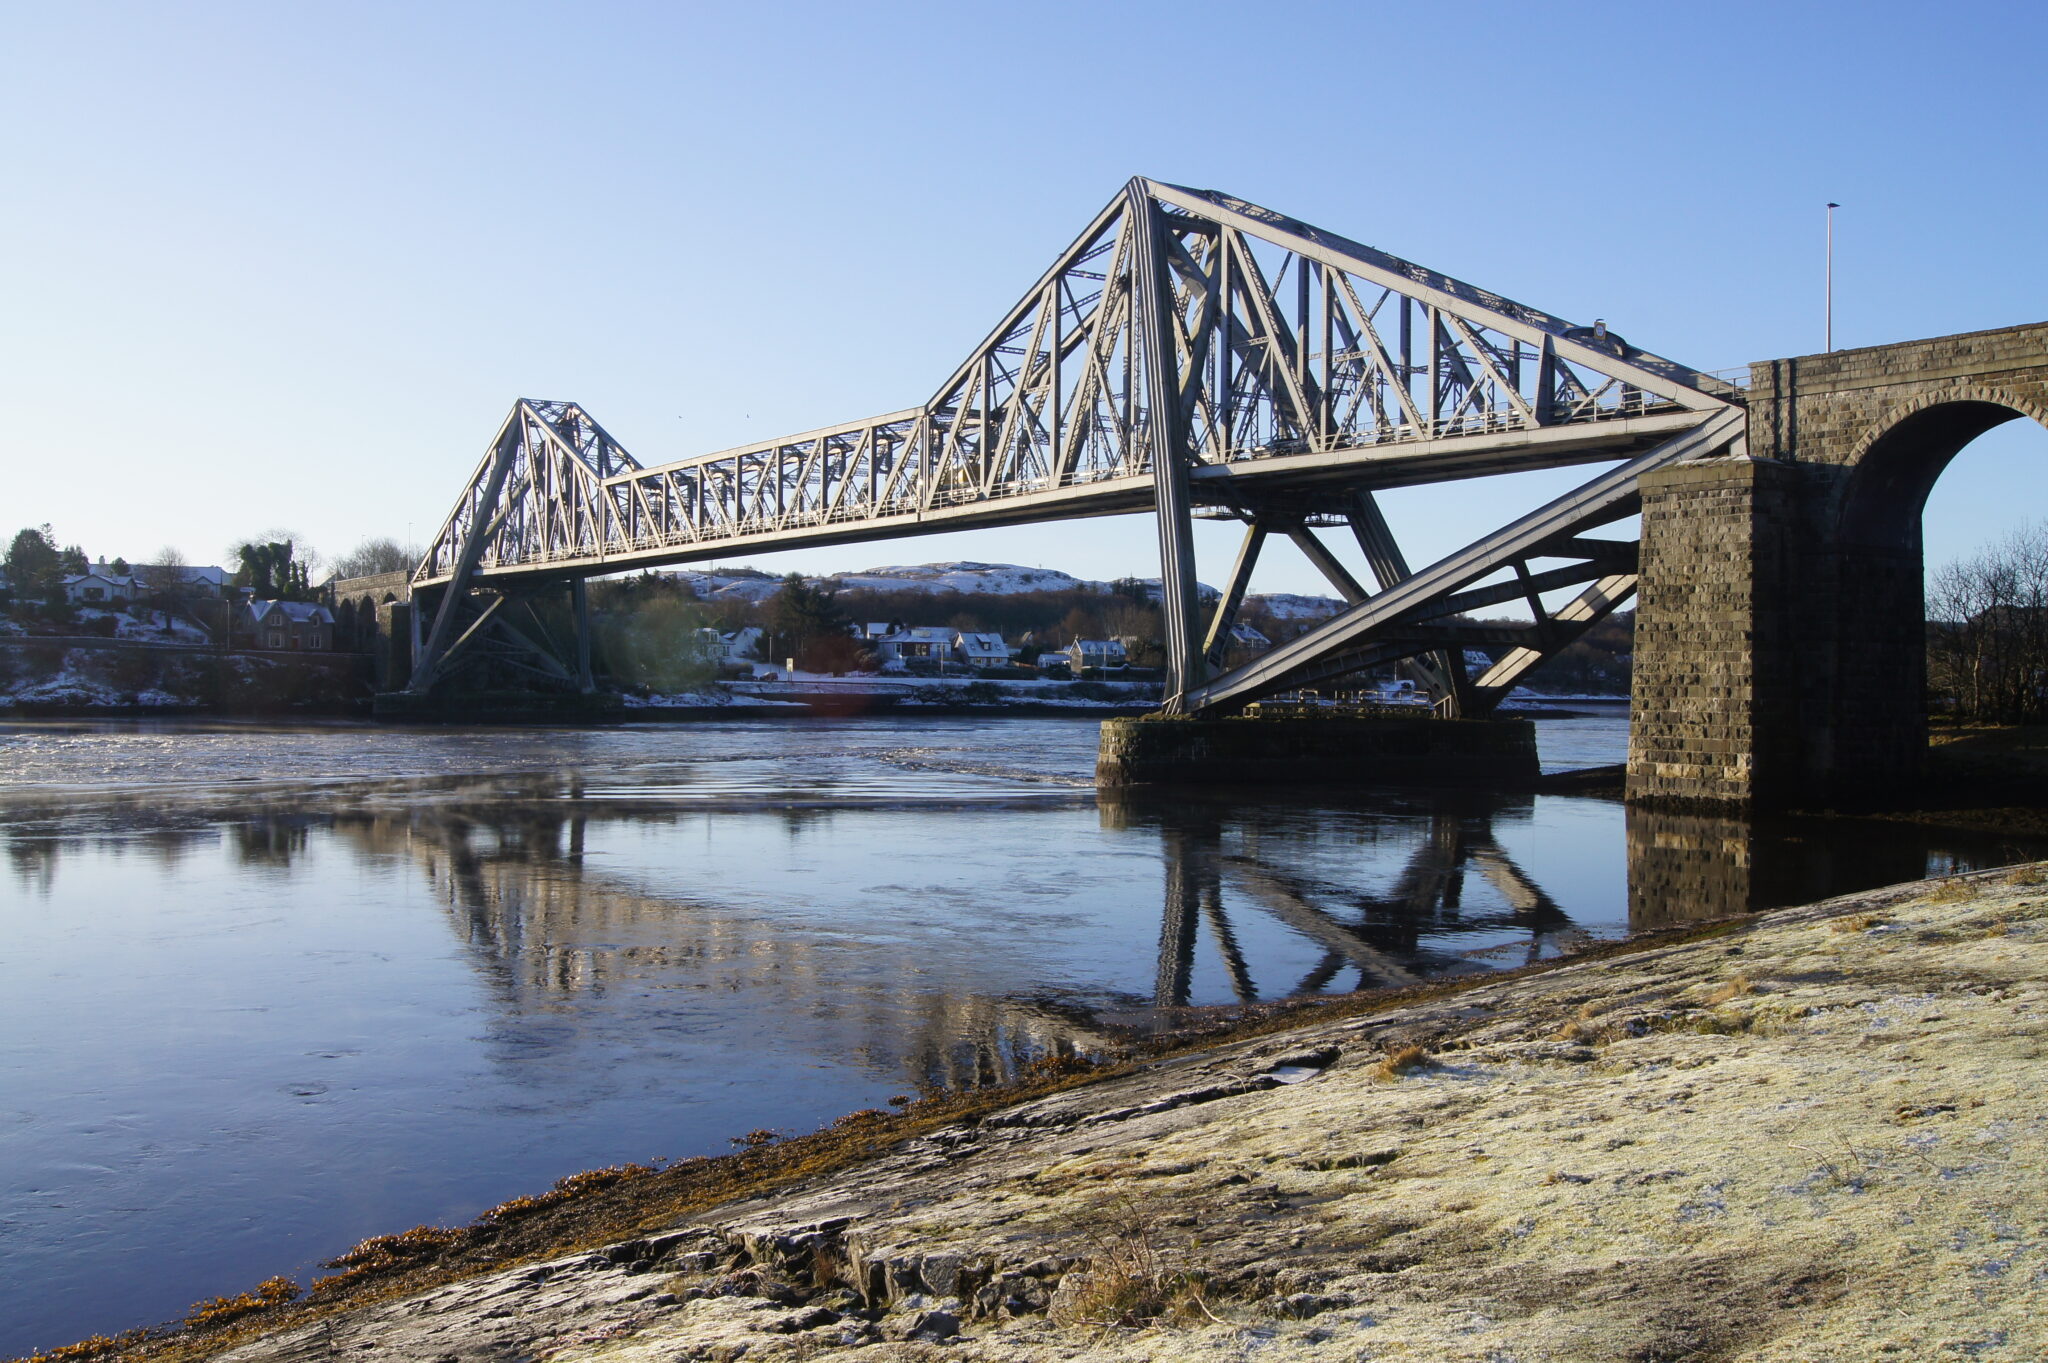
[1067,638,1128,672]
[62,569,136,605]
[873,626,955,668]
[154,564,231,597]
[952,631,1009,668]
[235,599,336,651]
[716,627,763,660]
[57,560,231,608]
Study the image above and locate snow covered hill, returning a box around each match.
[826,562,1095,595]
[1253,592,1346,622]
[667,560,1343,617]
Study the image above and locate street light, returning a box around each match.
[1826,202,1840,352]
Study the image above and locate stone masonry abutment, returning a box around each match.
[1628,320,2048,808]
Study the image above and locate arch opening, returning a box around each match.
[1838,399,2040,554]
[1823,398,2048,798]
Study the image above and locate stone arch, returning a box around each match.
[1836,384,2048,552]
[1818,384,2048,804]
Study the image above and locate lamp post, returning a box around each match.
[1826,202,1840,352]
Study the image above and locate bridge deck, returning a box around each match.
[437,407,1704,586]
[406,178,1744,712]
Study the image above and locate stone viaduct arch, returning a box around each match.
[1628,321,2048,808]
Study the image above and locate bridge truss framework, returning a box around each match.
[408,178,1743,710]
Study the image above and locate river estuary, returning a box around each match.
[1,710,2041,1354]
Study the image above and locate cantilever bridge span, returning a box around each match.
[407,176,1746,714]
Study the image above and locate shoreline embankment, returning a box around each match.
[35,862,2048,1363]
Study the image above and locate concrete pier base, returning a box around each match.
[1096,711,1539,789]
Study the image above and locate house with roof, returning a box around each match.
[152,564,231,598]
[63,567,137,606]
[952,631,1010,669]
[717,627,763,660]
[1229,621,1271,648]
[872,626,955,669]
[235,599,337,651]
[1067,638,1128,672]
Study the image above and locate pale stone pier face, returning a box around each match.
[1629,321,2048,810]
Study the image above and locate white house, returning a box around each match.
[719,627,764,660]
[156,564,230,597]
[64,560,229,605]
[63,569,136,605]
[874,626,955,668]
[952,631,1009,668]
[1067,638,1128,671]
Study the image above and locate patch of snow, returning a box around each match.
[1250,592,1345,621]
[667,561,1231,601]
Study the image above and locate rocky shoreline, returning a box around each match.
[51,862,2042,1363]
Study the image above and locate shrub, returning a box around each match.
[1703,975,1755,1006]
[1373,1044,1431,1081]
[1051,1199,1215,1331]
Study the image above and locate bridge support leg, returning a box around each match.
[1202,523,1267,674]
[409,421,521,695]
[1346,493,1469,715]
[1130,182,1203,710]
[572,578,594,693]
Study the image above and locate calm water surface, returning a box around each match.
[0,711,2040,1354]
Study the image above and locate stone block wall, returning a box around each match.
[1747,322,2048,470]
[331,570,415,692]
[1627,458,1800,807]
[1629,320,2048,809]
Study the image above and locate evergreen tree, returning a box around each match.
[5,525,63,602]
[768,574,860,671]
[234,540,313,601]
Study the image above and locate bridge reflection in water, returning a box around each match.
[1123,796,1575,1010]
[295,789,2048,1089]
[325,800,1124,1096]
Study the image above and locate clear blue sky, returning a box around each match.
[5,0,2045,593]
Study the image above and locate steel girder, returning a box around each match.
[407,178,1742,702]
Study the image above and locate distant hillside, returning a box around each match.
[600,558,1626,693]
[668,560,1341,620]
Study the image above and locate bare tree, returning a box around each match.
[138,546,193,611]
[331,537,421,580]
[1927,522,2048,723]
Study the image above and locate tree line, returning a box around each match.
[1928,523,2048,723]
[2,525,420,622]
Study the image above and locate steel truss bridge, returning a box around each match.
[409,178,1744,711]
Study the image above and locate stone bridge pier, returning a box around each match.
[1628,321,2048,808]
